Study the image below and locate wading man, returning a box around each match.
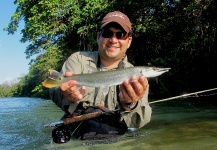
[49,11,152,141]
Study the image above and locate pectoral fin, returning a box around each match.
[102,86,109,97]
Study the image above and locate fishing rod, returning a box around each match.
[46,87,217,128]
[44,112,102,127]
[149,87,217,104]
[44,108,119,128]
[45,108,120,143]
[47,87,217,143]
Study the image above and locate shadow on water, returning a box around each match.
[0,97,216,150]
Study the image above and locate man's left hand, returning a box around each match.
[119,76,148,106]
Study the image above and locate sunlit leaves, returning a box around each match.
[4,0,217,98]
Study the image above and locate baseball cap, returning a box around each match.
[100,11,132,33]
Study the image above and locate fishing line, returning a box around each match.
[71,121,83,135]
[149,87,217,104]
[157,77,172,96]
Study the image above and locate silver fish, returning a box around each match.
[42,66,170,88]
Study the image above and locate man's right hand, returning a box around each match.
[59,71,86,102]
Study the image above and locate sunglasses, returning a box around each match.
[101,29,129,40]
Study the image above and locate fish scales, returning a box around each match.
[68,67,143,87]
[42,66,170,88]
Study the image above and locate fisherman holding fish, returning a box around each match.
[46,11,168,142]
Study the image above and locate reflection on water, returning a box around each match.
[0,97,216,150]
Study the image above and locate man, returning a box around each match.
[49,11,152,141]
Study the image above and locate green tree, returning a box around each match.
[0,80,19,97]
[5,0,217,98]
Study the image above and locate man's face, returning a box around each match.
[97,26,132,62]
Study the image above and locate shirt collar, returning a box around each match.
[86,51,129,69]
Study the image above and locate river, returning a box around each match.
[0,97,216,150]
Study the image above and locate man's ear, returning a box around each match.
[127,36,132,48]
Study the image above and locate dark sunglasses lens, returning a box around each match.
[102,29,127,39]
[116,32,125,39]
[102,30,113,38]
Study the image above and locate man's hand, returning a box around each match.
[119,76,148,109]
[59,71,86,102]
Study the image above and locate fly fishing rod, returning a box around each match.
[46,87,217,143]
[149,87,217,104]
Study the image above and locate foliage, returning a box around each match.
[4,0,217,98]
[0,81,19,97]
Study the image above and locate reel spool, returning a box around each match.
[52,125,71,143]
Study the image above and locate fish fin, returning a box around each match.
[129,76,139,83]
[48,69,63,78]
[75,84,82,90]
[42,69,63,88]
[102,86,109,97]
[85,64,98,73]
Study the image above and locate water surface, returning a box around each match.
[0,97,216,150]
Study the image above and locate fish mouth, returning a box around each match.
[157,68,170,72]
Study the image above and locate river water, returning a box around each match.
[0,97,216,150]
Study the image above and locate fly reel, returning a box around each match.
[52,125,71,143]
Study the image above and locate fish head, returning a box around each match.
[141,67,170,77]
[42,69,64,88]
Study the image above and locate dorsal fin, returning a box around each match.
[85,65,98,73]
